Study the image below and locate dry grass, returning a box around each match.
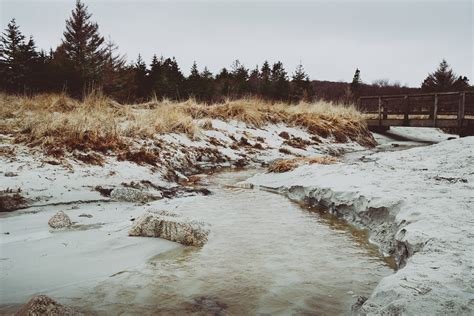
[268,156,337,173]
[0,93,374,158]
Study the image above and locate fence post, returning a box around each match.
[404,95,409,125]
[433,94,438,126]
[378,97,382,126]
[458,92,466,128]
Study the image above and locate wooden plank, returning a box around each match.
[366,118,473,128]
[359,90,474,100]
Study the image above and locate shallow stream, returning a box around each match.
[70,169,393,315]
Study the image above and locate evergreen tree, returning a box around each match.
[230,59,249,97]
[350,68,362,98]
[200,67,214,102]
[259,61,272,99]
[189,61,200,79]
[0,19,27,91]
[216,67,232,98]
[162,57,184,99]
[291,62,312,101]
[148,54,162,89]
[18,36,40,92]
[270,61,290,101]
[248,65,260,95]
[133,54,148,100]
[421,59,467,92]
[201,67,213,80]
[103,37,125,70]
[102,37,127,99]
[62,0,106,94]
[453,76,470,91]
[187,61,202,99]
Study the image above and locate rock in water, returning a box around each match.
[110,187,161,203]
[351,296,368,314]
[48,211,72,229]
[15,294,79,315]
[129,212,209,246]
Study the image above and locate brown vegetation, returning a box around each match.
[268,156,337,173]
[117,147,160,166]
[0,189,28,212]
[0,93,375,162]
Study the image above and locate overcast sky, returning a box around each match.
[1,0,472,87]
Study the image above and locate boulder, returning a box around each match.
[110,187,161,203]
[15,294,79,316]
[48,211,72,229]
[129,212,209,246]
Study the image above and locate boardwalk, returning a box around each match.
[358,91,474,136]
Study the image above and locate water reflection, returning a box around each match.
[81,170,393,315]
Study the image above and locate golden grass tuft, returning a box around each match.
[268,156,337,173]
[268,159,300,173]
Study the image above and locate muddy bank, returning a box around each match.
[246,137,474,314]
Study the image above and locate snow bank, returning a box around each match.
[0,120,359,306]
[245,137,474,315]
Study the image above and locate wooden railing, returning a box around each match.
[358,91,474,129]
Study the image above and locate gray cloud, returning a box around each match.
[1,0,472,86]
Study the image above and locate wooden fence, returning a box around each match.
[358,91,474,129]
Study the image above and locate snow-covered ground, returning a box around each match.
[1,123,472,314]
[245,133,474,315]
[0,120,362,310]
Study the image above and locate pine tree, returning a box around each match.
[350,68,362,98]
[189,61,200,80]
[0,19,24,62]
[102,37,127,98]
[453,76,470,91]
[259,61,272,99]
[200,67,214,102]
[187,61,201,99]
[104,37,125,70]
[216,67,231,98]
[18,36,39,92]
[162,57,184,99]
[248,65,260,95]
[62,0,106,93]
[421,59,463,92]
[149,55,162,84]
[291,62,312,101]
[133,54,148,100]
[0,19,39,92]
[271,61,290,101]
[230,60,249,97]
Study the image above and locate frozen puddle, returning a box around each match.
[0,170,393,315]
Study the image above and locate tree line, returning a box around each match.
[0,0,471,103]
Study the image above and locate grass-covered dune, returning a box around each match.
[0,92,375,159]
